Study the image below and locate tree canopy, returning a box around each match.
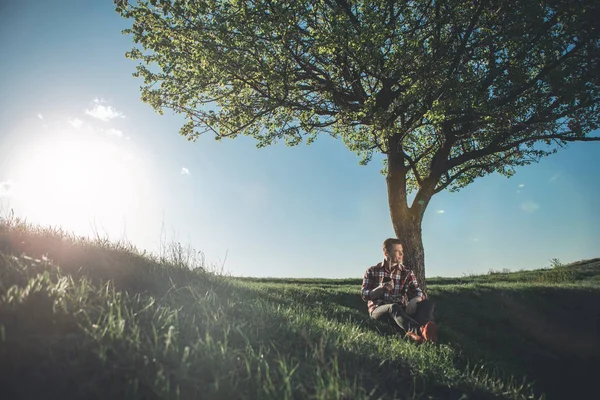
[116,0,600,284]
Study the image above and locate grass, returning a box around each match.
[1,215,598,399]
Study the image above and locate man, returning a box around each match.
[361,238,437,343]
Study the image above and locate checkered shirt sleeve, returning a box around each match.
[406,270,424,300]
[361,267,377,301]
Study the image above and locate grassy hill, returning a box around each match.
[1,216,598,399]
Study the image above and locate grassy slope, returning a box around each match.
[1,217,598,399]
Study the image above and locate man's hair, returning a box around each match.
[382,238,403,253]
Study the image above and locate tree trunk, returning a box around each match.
[386,148,428,291]
[394,218,426,291]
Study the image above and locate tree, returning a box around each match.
[116,0,600,288]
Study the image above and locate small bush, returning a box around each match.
[549,258,563,268]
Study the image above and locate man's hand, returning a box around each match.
[369,284,387,300]
[370,281,394,300]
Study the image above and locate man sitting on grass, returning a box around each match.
[361,238,437,343]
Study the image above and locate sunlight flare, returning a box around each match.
[10,127,149,238]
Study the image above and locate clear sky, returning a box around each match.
[1,0,599,278]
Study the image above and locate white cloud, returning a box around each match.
[106,128,123,137]
[472,237,480,242]
[37,113,44,120]
[521,201,540,213]
[549,172,562,182]
[0,180,14,197]
[68,118,83,129]
[85,98,124,121]
[518,184,525,188]
[181,167,190,175]
[436,209,445,214]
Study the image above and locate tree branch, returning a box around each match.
[324,0,360,28]
[403,151,424,186]
[446,0,483,79]
[434,148,524,194]
[446,134,600,171]
[495,40,585,108]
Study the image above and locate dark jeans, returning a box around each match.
[370,300,435,334]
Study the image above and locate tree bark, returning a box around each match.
[394,217,426,292]
[386,145,428,291]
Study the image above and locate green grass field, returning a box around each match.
[1,215,598,399]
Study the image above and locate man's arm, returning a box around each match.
[361,268,387,301]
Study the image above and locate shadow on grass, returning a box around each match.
[248,277,600,399]
[431,284,600,400]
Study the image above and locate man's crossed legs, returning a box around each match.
[370,300,437,343]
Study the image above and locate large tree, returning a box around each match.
[116,0,600,287]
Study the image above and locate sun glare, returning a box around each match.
[10,126,150,239]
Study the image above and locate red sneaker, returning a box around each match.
[421,321,438,343]
[406,331,423,344]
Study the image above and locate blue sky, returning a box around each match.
[1,0,599,278]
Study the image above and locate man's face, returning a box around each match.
[385,244,403,266]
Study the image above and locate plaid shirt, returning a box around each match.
[361,260,424,314]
